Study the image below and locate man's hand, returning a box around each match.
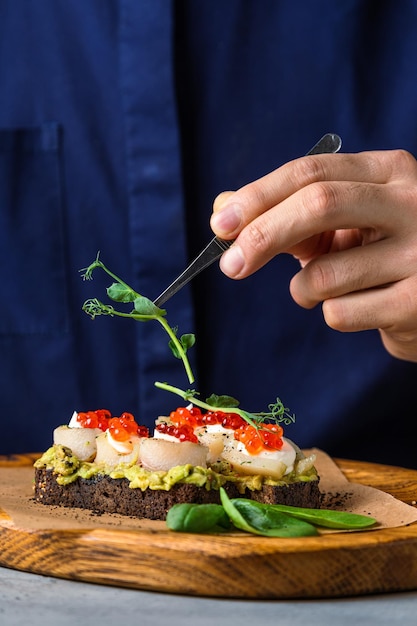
[210,150,417,362]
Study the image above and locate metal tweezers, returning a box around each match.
[153,133,342,307]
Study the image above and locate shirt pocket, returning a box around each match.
[0,122,69,334]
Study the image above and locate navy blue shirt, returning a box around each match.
[1,0,417,466]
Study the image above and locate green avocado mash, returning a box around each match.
[34,444,319,493]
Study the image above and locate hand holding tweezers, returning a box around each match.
[153,133,342,307]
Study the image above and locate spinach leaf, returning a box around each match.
[220,488,317,537]
[267,503,377,529]
[165,492,378,538]
[166,503,230,533]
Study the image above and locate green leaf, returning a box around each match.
[180,333,195,351]
[168,332,195,359]
[267,503,377,530]
[206,394,240,408]
[133,295,165,317]
[166,503,230,533]
[164,489,378,538]
[107,282,138,303]
[220,489,318,537]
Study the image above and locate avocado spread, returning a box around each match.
[34,444,319,493]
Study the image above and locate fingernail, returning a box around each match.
[220,245,245,277]
[211,204,241,236]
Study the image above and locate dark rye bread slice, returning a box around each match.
[34,468,321,521]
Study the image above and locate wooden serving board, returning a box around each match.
[1,453,417,599]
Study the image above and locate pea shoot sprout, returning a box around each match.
[80,253,195,383]
[154,381,295,430]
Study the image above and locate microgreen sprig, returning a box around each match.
[80,254,195,383]
[154,381,295,431]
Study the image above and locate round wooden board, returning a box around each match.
[1,453,417,599]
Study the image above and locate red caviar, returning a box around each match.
[76,409,149,441]
[234,423,284,455]
[167,406,284,453]
[156,421,198,444]
[169,406,246,430]
[169,406,205,427]
[76,409,111,431]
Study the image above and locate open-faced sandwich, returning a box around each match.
[34,391,320,520]
[33,256,321,520]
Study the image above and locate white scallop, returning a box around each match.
[153,429,180,444]
[220,438,296,479]
[194,424,234,463]
[53,425,101,462]
[94,431,141,466]
[139,437,208,471]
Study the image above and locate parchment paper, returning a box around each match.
[1,449,417,532]
[310,448,417,530]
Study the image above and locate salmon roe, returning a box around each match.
[156,422,199,444]
[168,406,246,430]
[76,409,149,442]
[233,423,284,454]
[164,406,284,453]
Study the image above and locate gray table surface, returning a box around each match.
[1,566,416,626]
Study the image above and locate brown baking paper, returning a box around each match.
[309,448,417,531]
[1,449,417,533]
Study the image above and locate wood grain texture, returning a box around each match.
[1,453,417,598]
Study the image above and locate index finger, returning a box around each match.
[211,150,416,279]
[210,151,402,241]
